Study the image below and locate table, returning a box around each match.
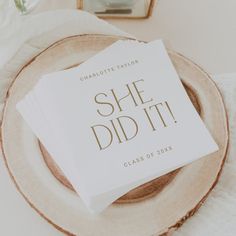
[0,0,235,235]
[34,0,236,74]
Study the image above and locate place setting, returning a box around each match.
[0,1,234,236]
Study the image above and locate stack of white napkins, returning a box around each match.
[17,40,218,214]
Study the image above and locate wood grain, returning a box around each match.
[0,35,228,236]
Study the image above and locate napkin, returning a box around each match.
[0,7,235,234]
[16,39,218,213]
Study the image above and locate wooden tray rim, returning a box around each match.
[0,34,229,236]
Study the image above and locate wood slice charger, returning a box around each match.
[1,35,228,236]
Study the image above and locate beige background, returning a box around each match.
[35,0,236,74]
[0,0,235,235]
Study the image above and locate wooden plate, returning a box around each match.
[1,35,228,236]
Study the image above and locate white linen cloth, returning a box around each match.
[0,4,235,235]
[175,73,236,236]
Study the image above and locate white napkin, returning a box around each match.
[0,6,235,235]
[0,7,131,113]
